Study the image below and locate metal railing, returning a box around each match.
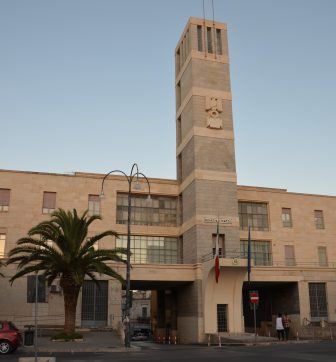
[199,251,336,269]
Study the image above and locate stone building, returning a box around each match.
[0,17,335,343]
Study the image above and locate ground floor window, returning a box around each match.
[240,240,272,266]
[217,304,228,332]
[309,283,328,321]
[27,275,46,303]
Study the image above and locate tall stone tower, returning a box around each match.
[176,17,239,263]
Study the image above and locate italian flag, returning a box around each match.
[215,219,220,283]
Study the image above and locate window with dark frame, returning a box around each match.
[197,25,203,51]
[217,304,228,332]
[88,194,100,216]
[309,283,328,320]
[216,29,222,55]
[116,235,181,264]
[27,275,47,303]
[207,27,213,53]
[212,233,225,257]
[0,189,10,212]
[116,193,178,227]
[238,201,269,231]
[314,210,325,229]
[42,191,56,214]
[240,240,272,266]
[282,208,293,228]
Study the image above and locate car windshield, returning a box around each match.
[8,322,18,330]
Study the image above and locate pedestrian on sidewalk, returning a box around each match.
[283,313,291,341]
[276,313,285,341]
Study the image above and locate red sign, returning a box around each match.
[249,291,259,304]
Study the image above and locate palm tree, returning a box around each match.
[7,208,126,335]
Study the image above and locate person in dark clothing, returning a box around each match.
[282,313,291,340]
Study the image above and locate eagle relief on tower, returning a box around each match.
[205,96,223,129]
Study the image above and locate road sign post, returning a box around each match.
[249,291,259,342]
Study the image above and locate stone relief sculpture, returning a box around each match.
[205,96,223,129]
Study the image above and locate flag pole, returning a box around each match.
[214,214,220,283]
[247,225,251,284]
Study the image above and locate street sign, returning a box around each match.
[249,290,259,304]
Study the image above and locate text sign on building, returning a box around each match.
[249,291,259,304]
[203,217,232,225]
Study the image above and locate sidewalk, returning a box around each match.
[19,331,318,354]
[21,330,133,353]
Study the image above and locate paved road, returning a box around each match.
[2,341,336,361]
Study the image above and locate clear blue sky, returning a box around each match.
[1,0,335,195]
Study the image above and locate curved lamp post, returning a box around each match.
[100,163,151,348]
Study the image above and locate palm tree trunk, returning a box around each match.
[61,277,80,335]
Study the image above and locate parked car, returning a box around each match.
[131,332,148,341]
[0,321,21,354]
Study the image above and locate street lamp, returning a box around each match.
[99,163,151,348]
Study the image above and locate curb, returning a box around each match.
[22,346,141,353]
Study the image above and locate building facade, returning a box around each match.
[0,17,335,343]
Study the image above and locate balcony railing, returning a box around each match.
[200,251,336,269]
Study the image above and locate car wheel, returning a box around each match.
[0,340,12,354]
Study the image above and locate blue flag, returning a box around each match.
[247,226,251,283]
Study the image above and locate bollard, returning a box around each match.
[158,336,161,344]
[208,334,211,347]
[296,331,299,341]
[268,330,271,338]
[174,336,177,345]
[218,335,221,348]
[330,327,333,341]
[163,336,165,344]
[169,335,171,344]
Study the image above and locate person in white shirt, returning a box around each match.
[276,313,285,341]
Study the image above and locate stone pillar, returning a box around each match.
[156,290,166,337]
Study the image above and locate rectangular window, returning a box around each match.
[177,116,182,145]
[282,208,292,228]
[175,49,180,74]
[207,27,213,53]
[0,189,10,212]
[197,25,203,51]
[216,29,222,54]
[42,192,56,214]
[217,304,228,332]
[284,245,296,266]
[0,234,6,257]
[212,233,225,257]
[116,193,178,227]
[88,194,100,216]
[318,246,328,267]
[176,81,181,109]
[116,235,181,264]
[27,275,47,303]
[240,240,272,266]
[238,201,269,231]
[314,210,325,229]
[309,283,328,320]
[142,306,148,318]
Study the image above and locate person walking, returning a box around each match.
[276,313,285,341]
[283,313,291,341]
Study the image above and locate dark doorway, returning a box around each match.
[242,282,300,334]
[81,280,108,327]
